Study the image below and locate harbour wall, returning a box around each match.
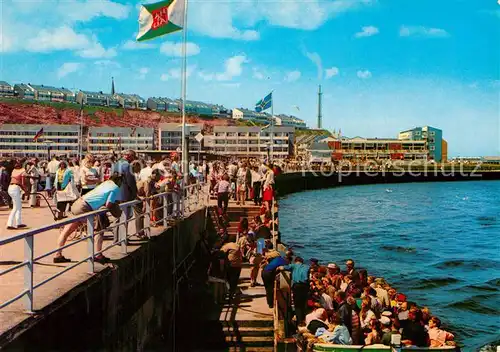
[276,170,500,196]
[0,209,211,351]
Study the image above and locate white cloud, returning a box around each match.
[123,40,156,50]
[399,26,450,38]
[253,68,266,80]
[161,65,196,81]
[57,62,83,79]
[94,60,121,68]
[216,55,249,81]
[160,41,201,57]
[198,72,215,81]
[0,1,129,54]
[325,67,340,79]
[355,26,379,38]
[137,67,150,80]
[77,40,117,58]
[285,70,301,82]
[189,2,260,41]
[305,51,323,80]
[189,0,373,41]
[26,26,91,52]
[58,0,130,22]
[357,70,372,79]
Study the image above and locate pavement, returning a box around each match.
[0,199,186,337]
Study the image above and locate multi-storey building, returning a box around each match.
[147,97,180,112]
[326,137,428,161]
[158,123,203,152]
[13,84,36,100]
[115,93,146,109]
[398,126,443,162]
[0,124,79,158]
[0,81,14,97]
[87,127,154,153]
[232,108,272,124]
[211,126,294,159]
[274,114,307,129]
[78,91,109,106]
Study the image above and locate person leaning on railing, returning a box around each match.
[53,173,123,264]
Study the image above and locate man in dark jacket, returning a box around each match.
[335,290,353,335]
[402,308,429,347]
[345,259,361,287]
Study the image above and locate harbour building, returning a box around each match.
[0,81,14,97]
[87,127,154,153]
[325,137,428,162]
[0,124,79,158]
[211,126,294,159]
[158,123,203,153]
[232,108,272,125]
[398,126,443,162]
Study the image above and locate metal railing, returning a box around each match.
[0,182,210,312]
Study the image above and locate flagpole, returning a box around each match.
[270,92,274,163]
[180,0,189,186]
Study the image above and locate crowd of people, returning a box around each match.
[0,151,209,263]
[280,257,456,350]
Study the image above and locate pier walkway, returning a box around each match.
[0,186,207,341]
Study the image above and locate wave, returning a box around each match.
[477,216,497,227]
[447,296,500,316]
[485,278,500,287]
[464,283,499,292]
[433,259,500,271]
[408,277,462,290]
[380,245,416,253]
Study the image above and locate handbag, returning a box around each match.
[56,182,80,203]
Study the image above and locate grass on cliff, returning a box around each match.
[1,97,126,117]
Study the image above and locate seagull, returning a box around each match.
[293,105,300,111]
[386,189,393,193]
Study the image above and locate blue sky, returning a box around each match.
[0,0,498,156]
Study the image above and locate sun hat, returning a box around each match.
[379,316,391,326]
[327,263,339,269]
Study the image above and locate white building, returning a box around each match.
[211,126,294,159]
[0,124,79,158]
[0,81,14,97]
[87,127,154,153]
[274,114,307,129]
[232,108,272,124]
[158,123,203,152]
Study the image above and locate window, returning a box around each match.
[430,146,435,151]
[430,131,435,136]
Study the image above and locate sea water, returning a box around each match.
[279,180,500,350]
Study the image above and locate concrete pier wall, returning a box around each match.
[276,170,500,196]
[1,209,208,351]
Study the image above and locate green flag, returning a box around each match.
[136,0,185,42]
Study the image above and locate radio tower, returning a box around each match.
[317,84,323,129]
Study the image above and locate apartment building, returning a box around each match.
[211,126,295,159]
[158,123,203,152]
[87,127,154,153]
[0,124,79,158]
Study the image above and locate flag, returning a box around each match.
[136,0,185,42]
[255,92,272,112]
[33,128,44,142]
